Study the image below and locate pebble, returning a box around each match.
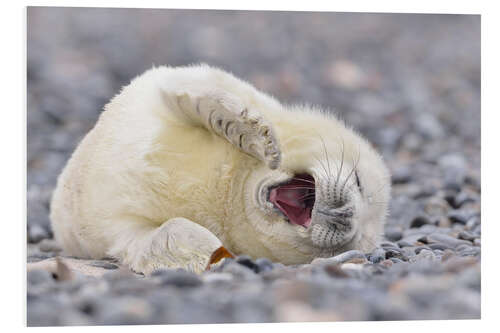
[220,260,259,280]
[425,233,472,249]
[155,269,203,288]
[235,255,260,273]
[438,153,468,191]
[385,226,403,242]
[367,248,386,264]
[255,258,274,273]
[28,269,55,286]
[448,209,475,225]
[311,250,366,266]
[410,215,432,228]
[458,231,476,242]
[28,224,50,244]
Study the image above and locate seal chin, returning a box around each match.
[267,174,315,228]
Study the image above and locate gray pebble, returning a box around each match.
[368,248,386,264]
[425,233,472,249]
[428,243,452,251]
[156,269,202,288]
[28,224,50,244]
[438,153,467,191]
[236,255,260,273]
[397,240,414,248]
[311,250,366,266]
[255,258,274,273]
[410,215,433,228]
[457,247,481,257]
[28,269,55,286]
[448,209,476,225]
[414,246,432,254]
[385,226,403,241]
[220,260,259,280]
[458,231,476,242]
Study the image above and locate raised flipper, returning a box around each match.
[174,91,281,170]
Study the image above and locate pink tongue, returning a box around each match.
[269,180,312,227]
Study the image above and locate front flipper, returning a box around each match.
[175,92,281,170]
[107,217,233,275]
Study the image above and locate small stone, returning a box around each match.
[255,258,274,273]
[428,243,451,251]
[426,233,472,249]
[389,257,405,264]
[413,249,436,261]
[311,250,366,266]
[368,248,386,264]
[410,215,432,228]
[457,246,481,257]
[202,272,234,283]
[27,269,55,286]
[465,216,480,230]
[28,224,50,244]
[397,240,414,248]
[415,113,444,140]
[220,260,259,280]
[156,269,202,288]
[340,262,365,270]
[235,255,259,273]
[458,231,476,242]
[323,264,349,278]
[438,153,468,191]
[414,246,432,254]
[391,166,412,184]
[384,247,405,260]
[380,241,399,248]
[473,238,481,246]
[453,192,476,208]
[448,210,474,224]
[441,249,456,262]
[385,226,403,242]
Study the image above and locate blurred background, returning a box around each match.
[27,7,480,241]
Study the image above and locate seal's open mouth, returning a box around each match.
[269,174,315,228]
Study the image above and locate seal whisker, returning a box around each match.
[340,145,362,202]
[334,139,345,202]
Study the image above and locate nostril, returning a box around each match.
[316,206,354,228]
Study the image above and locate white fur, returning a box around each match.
[50,64,390,274]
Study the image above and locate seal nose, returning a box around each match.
[315,204,354,231]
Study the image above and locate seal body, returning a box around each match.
[50,64,390,274]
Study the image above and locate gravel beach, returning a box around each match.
[27,8,480,325]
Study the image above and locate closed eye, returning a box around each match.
[355,170,362,193]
